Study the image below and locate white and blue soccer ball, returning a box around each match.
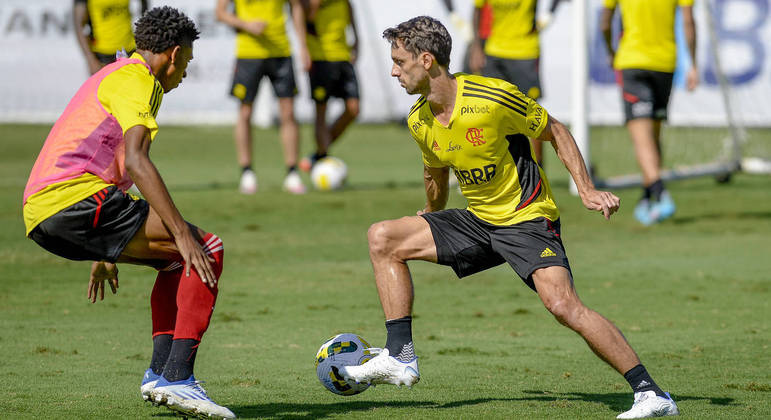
[315,333,376,396]
[310,157,348,191]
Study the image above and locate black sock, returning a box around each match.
[385,316,415,362]
[241,165,252,173]
[641,186,652,200]
[149,334,172,376]
[162,339,199,382]
[287,165,297,174]
[313,152,327,162]
[624,364,666,397]
[649,179,665,201]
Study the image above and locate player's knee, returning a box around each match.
[367,221,397,257]
[543,297,582,327]
[345,100,360,118]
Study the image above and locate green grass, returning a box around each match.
[0,123,769,419]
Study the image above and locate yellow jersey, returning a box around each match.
[306,0,351,62]
[475,0,539,60]
[407,73,558,226]
[24,53,161,235]
[605,0,694,72]
[234,0,292,59]
[79,0,137,55]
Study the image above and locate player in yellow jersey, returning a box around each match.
[73,0,148,75]
[469,0,563,166]
[339,17,679,419]
[297,0,360,172]
[216,0,310,195]
[601,0,698,225]
[25,8,235,418]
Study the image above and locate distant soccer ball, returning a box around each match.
[315,333,376,396]
[310,157,347,191]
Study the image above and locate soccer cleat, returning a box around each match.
[338,348,420,387]
[141,368,160,402]
[151,375,236,419]
[282,170,307,194]
[617,391,679,419]
[634,198,653,226]
[239,169,258,195]
[648,191,676,223]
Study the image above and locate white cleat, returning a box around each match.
[282,170,307,195]
[140,369,160,403]
[151,375,236,419]
[239,170,258,195]
[617,391,679,419]
[339,348,419,387]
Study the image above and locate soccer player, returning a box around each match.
[297,0,360,173]
[216,0,311,194]
[23,7,234,419]
[600,0,699,225]
[73,0,149,75]
[469,0,563,166]
[339,16,679,419]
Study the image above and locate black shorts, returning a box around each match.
[29,186,149,263]
[421,209,571,291]
[484,56,542,100]
[309,61,359,103]
[619,69,674,122]
[231,57,297,103]
[94,49,135,65]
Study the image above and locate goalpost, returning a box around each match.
[573,0,771,194]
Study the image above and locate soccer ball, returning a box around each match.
[310,157,347,191]
[315,333,376,396]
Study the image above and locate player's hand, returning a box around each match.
[536,12,553,31]
[243,20,267,36]
[175,228,217,288]
[686,67,699,91]
[581,189,620,220]
[88,261,119,303]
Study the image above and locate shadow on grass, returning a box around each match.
[197,391,737,419]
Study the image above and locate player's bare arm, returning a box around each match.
[419,165,449,215]
[347,0,360,63]
[289,0,311,71]
[123,125,217,287]
[599,6,616,68]
[469,6,486,73]
[72,2,102,74]
[88,261,119,303]
[215,0,267,36]
[682,5,699,91]
[538,116,620,219]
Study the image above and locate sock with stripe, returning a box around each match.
[624,364,666,397]
[385,316,415,362]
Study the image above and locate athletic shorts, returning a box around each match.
[94,49,135,65]
[619,69,674,122]
[421,209,571,291]
[231,57,297,103]
[28,186,149,263]
[309,61,359,103]
[484,56,542,100]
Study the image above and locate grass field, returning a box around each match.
[1,123,769,419]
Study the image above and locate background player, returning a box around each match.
[23,7,234,418]
[298,0,361,172]
[216,0,311,195]
[73,0,149,75]
[340,16,679,419]
[600,0,698,225]
[469,0,563,166]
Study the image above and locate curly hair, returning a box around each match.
[383,16,452,67]
[134,6,200,53]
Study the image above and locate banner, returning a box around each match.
[1,0,769,126]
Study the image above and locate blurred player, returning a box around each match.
[470,0,563,166]
[216,0,311,195]
[298,0,360,172]
[73,0,149,75]
[601,0,698,225]
[339,16,679,419]
[23,7,234,419]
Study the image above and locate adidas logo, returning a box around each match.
[540,248,556,258]
[636,380,651,389]
[432,140,441,151]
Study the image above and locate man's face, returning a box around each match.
[160,45,193,93]
[390,41,428,95]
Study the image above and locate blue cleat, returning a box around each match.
[634,199,654,226]
[151,375,236,419]
[140,368,160,402]
[649,191,676,223]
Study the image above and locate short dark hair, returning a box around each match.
[134,6,200,53]
[383,16,452,67]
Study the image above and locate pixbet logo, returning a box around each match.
[465,128,485,146]
[460,104,491,115]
